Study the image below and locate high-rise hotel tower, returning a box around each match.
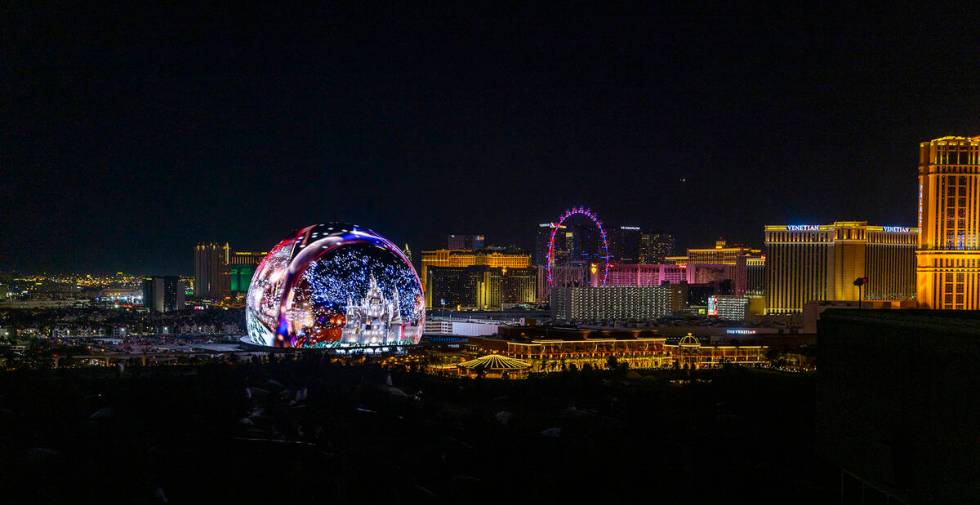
[916,135,980,309]
[764,222,917,314]
[194,242,230,300]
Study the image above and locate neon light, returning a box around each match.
[546,207,611,287]
[726,329,757,335]
[787,225,820,231]
[882,226,911,233]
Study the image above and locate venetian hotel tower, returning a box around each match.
[917,135,980,309]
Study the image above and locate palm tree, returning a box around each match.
[606,355,619,370]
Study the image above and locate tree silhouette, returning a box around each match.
[606,355,619,370]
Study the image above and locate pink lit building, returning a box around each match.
[591,263,687,287]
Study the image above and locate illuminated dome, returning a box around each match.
[245,224,425,349]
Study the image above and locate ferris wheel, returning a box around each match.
[545,207,611,287]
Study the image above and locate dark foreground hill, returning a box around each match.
[0,358,831,504]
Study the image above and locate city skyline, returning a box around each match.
[0,204,927,276]
[6,6,980,503]
[4,5,977,275]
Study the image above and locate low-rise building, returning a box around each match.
[468,330,767,372]
[424,318,502,337]
[709,295,749,321]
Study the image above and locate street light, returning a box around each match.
[853,276,869,309]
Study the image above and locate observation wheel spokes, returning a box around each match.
[545,206,610,287]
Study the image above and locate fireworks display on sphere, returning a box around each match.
[245,224,425,349]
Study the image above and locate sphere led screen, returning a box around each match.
[246,224,424,348]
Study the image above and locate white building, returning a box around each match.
[550,286,672,322]
[424,318,501,337]
[709,296,749,321]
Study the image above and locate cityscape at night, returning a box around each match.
[3,4,979,504]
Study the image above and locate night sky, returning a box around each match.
[4,4,979,274]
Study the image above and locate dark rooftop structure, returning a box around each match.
[817,309,980,504]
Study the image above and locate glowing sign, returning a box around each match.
[917,182,923,230]
[620,226,641,230]
[787,225,820,231]
[726,329,757,335]
[882,226,911,233]
[707,296,718,316]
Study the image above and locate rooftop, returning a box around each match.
[818,309,980,335]
[926,135,980,144]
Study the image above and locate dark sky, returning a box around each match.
[4,3,979,274]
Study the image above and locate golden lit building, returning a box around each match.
[764,222,917,314]
[916,135,980,309]
[468,333,766,372]
[505,338,672,371]
[746,255,766,296]
[420,249,531,288]
[864,228,917,301]
[423,252,536,310]
[667,240,763,295]
[687,240,762,265]
[665,333,768,370]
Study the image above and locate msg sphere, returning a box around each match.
[245,224,425,349]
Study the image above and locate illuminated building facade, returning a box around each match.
[534,223,566,265]
[470,331,766,372]
[500,267,537,307]
[683,240,763,296]
[426,266,476,309]
[420,249,531,291]
[687,264,733,287]
[608,226,642,263]
[536,263,587,303]
[639,232,675,264]
[765,222,917,314]
[142,276,185,313]
[194,242,229,299]
[426,265,536,310]
[746,256,766,296]
[424,318,502,337]
[550,286,672,322]
[228,251,266,295]
[708,295,748,321]
[686,283,718,308]
[916,135,980,309]
[687,240,760,265]
[665,333,767,370]
[591,262,685,287]
[447,234,485,250]
[506,338,672,370]
[865,228,917,301]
